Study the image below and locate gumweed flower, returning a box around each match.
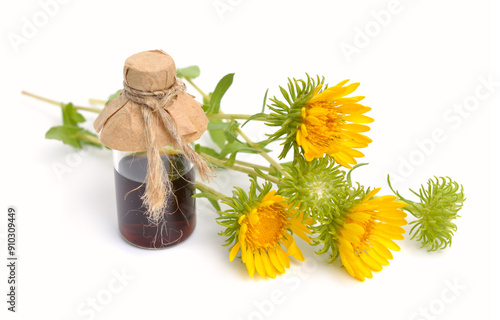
[297,80,373,167]
[389,176,465,251]
[267,76,373,168]
[337,188,407,281]
[314,186,407,281]
[218,180,312,278]
[279,156,347,222]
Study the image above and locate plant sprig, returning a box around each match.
[388,176,465,251]
[23,66,466,256]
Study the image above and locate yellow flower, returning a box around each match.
[229,190,313,278]
[337,188,407,281]
[296,80,373,168]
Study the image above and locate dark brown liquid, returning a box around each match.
[114,154,196,249]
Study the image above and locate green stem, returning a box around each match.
[75,133,102,146]
[207,113,266,121]
[185,77,286,177]
[235,127,289,177]
[195,181,230,201]
[22,91,102,113]
[233,159,271,172]
[200,152,281,185]
[89,98,107,105]
[185,77,210,102]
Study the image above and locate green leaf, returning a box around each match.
[222,120,240,143]
[208,120,227,149]
[219,140,270,158]
[61,103,85,127]
[195,145,224,160]
[226,152,238,166]
[261,88,269,113]
[106,90,122,105]
[45,125,82,149]
[207,73,234,114]
[219,141,247,157]
[203,93,212,106]
[207,121,231,131]
[207,198,221,211]
[241,112,267,127]
[192,191,222,210]
[176,66,201,79]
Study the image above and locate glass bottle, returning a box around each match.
[113,147,196,249]
[93,50,208,249]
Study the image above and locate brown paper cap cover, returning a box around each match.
[93,50,208,151]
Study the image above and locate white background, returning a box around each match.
[0,0,496,319]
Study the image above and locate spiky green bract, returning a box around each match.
[266,75,325,160]
[279,156,348,222]
[311,184,369,263]
[389,176,465,251]
[216,178,273,248]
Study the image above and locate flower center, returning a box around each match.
[311,181,328,198]
[346,217,375,254]
[304,101,344,148]
[246,203,287,249]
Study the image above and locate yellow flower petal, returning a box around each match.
[268,248,285,274]
[339,229,361,245]
[249,213,259,225]
[335,152,357,166]
[343,131,373,144]
[276,246,290,268]
[351,257,373,280]
[362,188,381,203]
[379,202,409,210]
[372,240,394,260]
[347,211,371,222]
[343,223,365,236]
[336,96,365,103]
[374,236,401,251]
[343,123,371,133]
[333,79,350,88]
[246,251,255,277]
[343,114,374,123]
[341,103,371,114]
[238,215,246,224]
[373,229,405,241]
[261,250,276,278]
[305,115,322,126]
[339,82,360,97]
[369,195,398,204]
[229,242,240,261]
[306,107,329,117]
[304,151,315,162]
[254,251,266,277]
[378,224,406,235]
[286,238,305,261]
[300,123,308,138]
[339,248,356,278]
[365,247,389,266]
[296,129,303,145]
[360,252,383,271]
[332,155,351,169]
[383,218,408,227]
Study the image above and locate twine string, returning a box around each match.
[123,78,212,223]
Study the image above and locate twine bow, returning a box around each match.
[122,78,212,223]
